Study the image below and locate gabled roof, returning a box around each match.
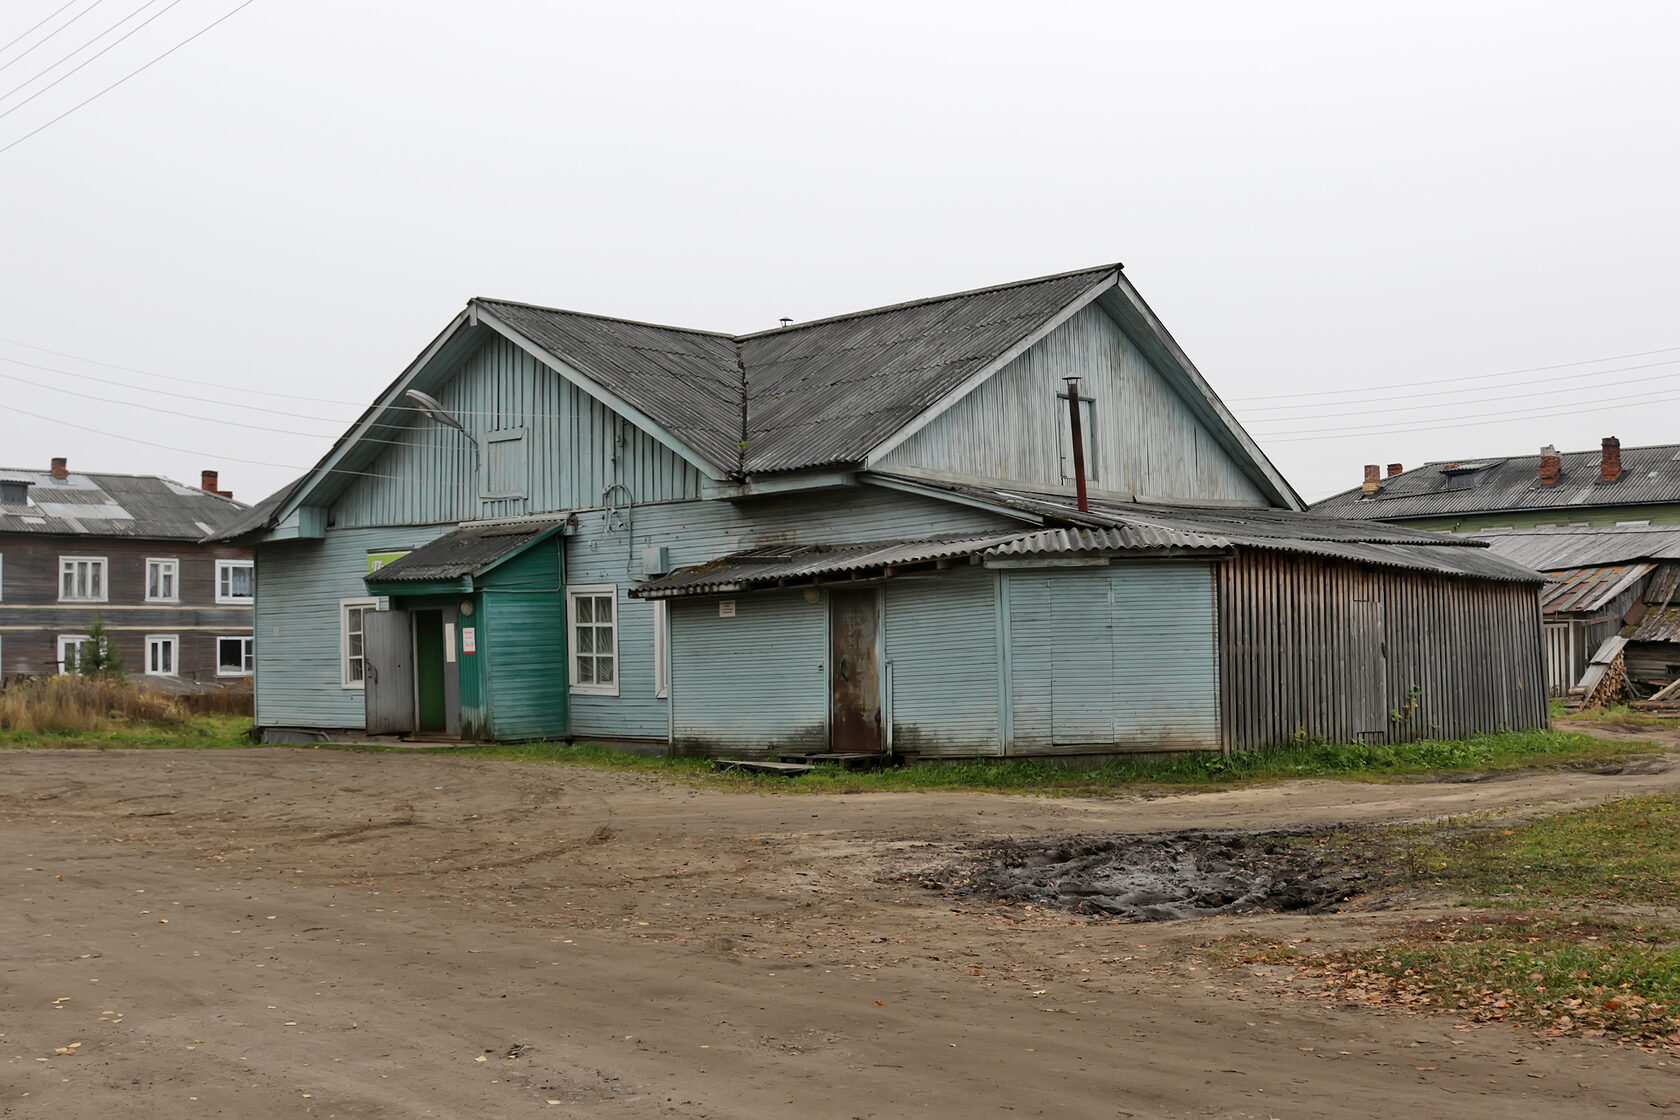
[0,468,247,540]
[224,263,1299,541]
[1310,442,1680,521]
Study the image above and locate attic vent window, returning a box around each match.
[0,480,28,506]
[481,428,528,500]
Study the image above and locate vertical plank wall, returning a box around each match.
[1218,551,1547,749]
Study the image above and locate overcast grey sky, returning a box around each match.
[2,0,1675,505]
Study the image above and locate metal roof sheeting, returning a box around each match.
[0,470,247,540]
[636,533,1024,597]
[1471,524,1680,570]
[985,524,1227,555]
[1539,563,1654,615]
[1310,442,1680,520]
[364,520,565,583]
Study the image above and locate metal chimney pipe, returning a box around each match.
[1063,377,1089,512]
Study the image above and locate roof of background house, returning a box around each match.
[1309,442,1680,521]
[635,476,1545,597]
[1539,563,1655,615]
[1469,523,1680,570]
[0,469,247,540]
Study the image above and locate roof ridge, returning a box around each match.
[732,263,1121,341]
[472,297,738,340]
[1415,440,1680,468]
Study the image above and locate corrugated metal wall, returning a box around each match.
[879,304,1269,506]
[1219,550,1547,749]
[1006,562,1222,752]
[882,570,1003,756]
[480,541,568,741]
[333,334,703,529]
[669,590,827,754]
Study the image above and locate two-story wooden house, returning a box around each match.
[214,265,1547,754]
[0,460,254,683]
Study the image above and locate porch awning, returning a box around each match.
[364,519,566,593]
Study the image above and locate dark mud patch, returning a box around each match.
[927,828,1380,922]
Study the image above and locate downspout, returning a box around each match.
[1063,376,1089,512]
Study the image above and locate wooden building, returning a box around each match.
[0,461,253,683]
[215,265,1547,753]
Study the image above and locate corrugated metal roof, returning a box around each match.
[364,520,565,583]
[1310,442,1680,520]
[1471,524,1680,570]
[1539,563,1654,615]
[636,533,1025,597]
[0,469,247,540]
[985,525,1227,555]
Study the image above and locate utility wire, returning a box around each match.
[0,0,258,157]
[0,353,357,423]
[0,1,81,57]
[0,0,184,123]
[0,0,167,107]
[1264,385,1680,443]
[0,333,366,404]
[0,0,109,76]
[1228,343,1680,403]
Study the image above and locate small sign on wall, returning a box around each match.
[718,600,736,618]
[444,623,457,663]
[462,627,477,654]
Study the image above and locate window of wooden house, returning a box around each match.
[56,634,91,674]
[216,560,254,604]
[341,598,377,688]
[568,584,619,696]
[59,557,107,602]
[1057,395,1097,483]
[145,634,178,677]
[482,428,529,499]
[217,635,254,676]
[146,558,179,602]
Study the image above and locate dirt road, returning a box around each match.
[4,746,1679,1119]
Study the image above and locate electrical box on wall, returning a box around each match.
[642,545,669,575]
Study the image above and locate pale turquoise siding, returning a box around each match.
[1006,562,1221,752]
[333,334,703,529]
[880,303,1270,506]
[479,541,568,741]
[253,525,451,729]
[882,571,1003,756]
[669,590,827,754]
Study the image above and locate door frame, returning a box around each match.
[826,585,885,753]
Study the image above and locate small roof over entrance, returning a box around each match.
[365,519,566,592]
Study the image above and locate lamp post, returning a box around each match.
[405,390,480,505]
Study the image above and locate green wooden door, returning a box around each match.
[414,610,447,734]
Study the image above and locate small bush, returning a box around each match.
[0,676,188,733]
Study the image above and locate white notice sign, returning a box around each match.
[718,600,736,618]
[462,627,477,654]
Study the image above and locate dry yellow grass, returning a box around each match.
[0,676,190,733]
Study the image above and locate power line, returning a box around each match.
[0,353,357,423]
[0,0,109,77]
[0,0,168,109]
[0,1,81,57]
[0,0,259,157]
[0,0,184,124]
[1228,343,1680,403]
[1263,384,1680,443]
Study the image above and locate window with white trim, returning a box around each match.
[216,560,254,604]
[567,584,619,696]
[341,598,377,688]
[653,599,669,699]
[56,634,91,674]
[145,634,178,677]
[217,635,254,676]
[146,558,179,602]
[59,556,107,601]
[1057,394,1097,483]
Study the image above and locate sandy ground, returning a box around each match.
[4,743,1680,1119]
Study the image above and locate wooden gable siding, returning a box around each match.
[877,303,1271,506]
[332,334,704,530]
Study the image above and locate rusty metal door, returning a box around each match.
[829,589,883,753]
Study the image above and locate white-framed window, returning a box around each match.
[653,599,669,699]
[59,556,107,602]
[481,428,529,499]
[56,633,91,674]
[216,560,254,604]
[1057,394,1097,483]
[217,635,254,676]
[146,558,179,602]
[341,598,377,688]
[567,584,619,696]
[145,634,178,677]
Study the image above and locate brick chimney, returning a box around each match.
[1601,436,1622,483]
[1362,464,1381,494]
[1387,463,1404,478]
[1538,444,1562,486]
[50,456,68,480]
[201,469,233,499]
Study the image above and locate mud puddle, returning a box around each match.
[930,828,1378,922]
